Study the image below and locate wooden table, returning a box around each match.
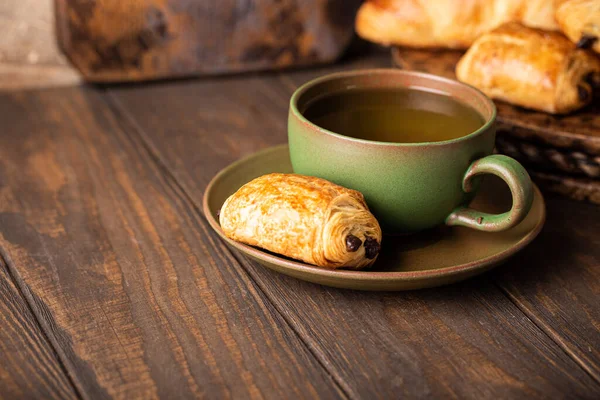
[1,52,599,399]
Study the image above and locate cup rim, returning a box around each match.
[289,68,497,147]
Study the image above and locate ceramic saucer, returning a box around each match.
[203,145,546,291]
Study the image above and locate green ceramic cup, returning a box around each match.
[288,69,534,234]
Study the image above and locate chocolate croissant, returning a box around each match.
[456,22,600,114]
[219,173,382,269]
[355,0,565,49]
[556,0,600,54]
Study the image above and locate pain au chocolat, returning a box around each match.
[456,22,600,114]
[556,0,600,54]
[219,173,382,269]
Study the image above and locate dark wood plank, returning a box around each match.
[0,88,342,399]
[108,56,600,398]
[492,194,600,382]
[0,254,78,399]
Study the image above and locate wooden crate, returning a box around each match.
[55,0,362,82]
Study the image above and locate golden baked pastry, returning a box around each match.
[456,22,600,114]
[355,0,567,49]
[219,173,382,269]
[556,0,600,54]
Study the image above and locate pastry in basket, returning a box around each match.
[219,173,382,270]
[556,0,600,54]
[355,0,565,49]
[456,22,600,114]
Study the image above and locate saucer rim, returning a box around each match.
[203,144,546,282]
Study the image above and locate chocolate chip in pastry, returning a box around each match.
[556,0,600,54]
[219,173,382,269]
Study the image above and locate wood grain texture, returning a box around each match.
[55,0,361,82]
[492,194,600,382]
[0,87,342,399]
[108,56,600,398]
[0,255,78,400]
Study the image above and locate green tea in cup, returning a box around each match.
[302,87,484,144]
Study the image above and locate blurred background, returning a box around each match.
[0,0,364,89]
[0,0,80,89]
[2,0,599,205]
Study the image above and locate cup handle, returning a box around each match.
[445,155,534,232]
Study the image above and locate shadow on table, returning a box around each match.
[490,193,599,289]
